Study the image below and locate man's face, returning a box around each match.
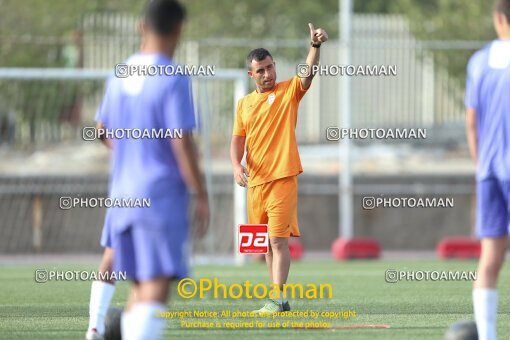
[248,56,277,92]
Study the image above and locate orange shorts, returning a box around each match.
[247,175,299,238]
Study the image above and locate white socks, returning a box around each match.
[279,296,288,305]
[473,288,498,340]
[88,281,115,334]
[122,302,167,340]
[121,308,132,338]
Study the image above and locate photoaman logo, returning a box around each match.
[238,224,268,254]
[177,278,333,299]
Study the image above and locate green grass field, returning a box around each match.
[0,259,508,339]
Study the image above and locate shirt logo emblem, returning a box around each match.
[268,93,276,105]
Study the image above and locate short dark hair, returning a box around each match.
[495,0,510,22]
[246,48,273,70]
[144,0,186,35]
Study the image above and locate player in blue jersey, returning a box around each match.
[86,1,209,339]
[466,1,510,339]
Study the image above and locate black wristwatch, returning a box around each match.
[311,41,321,48]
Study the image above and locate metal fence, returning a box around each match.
[0,13,486,147]
[0,175,237,255]
[0,69,248,261]
[0,11,483,256]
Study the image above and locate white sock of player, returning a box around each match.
[88,281,115,334]
[121,308,132,339]
[279,295,288,305]
[473,288,498,340]
[123,302,167,340]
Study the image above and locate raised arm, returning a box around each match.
[300,23,328,90]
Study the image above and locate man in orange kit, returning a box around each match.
[230,23,328,313]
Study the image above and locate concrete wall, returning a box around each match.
[0,174,476,254]
[297,174,475,251]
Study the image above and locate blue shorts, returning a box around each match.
[477,178,510,238]
[112,222,189,282]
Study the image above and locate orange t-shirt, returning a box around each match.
[233,76,308,187]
